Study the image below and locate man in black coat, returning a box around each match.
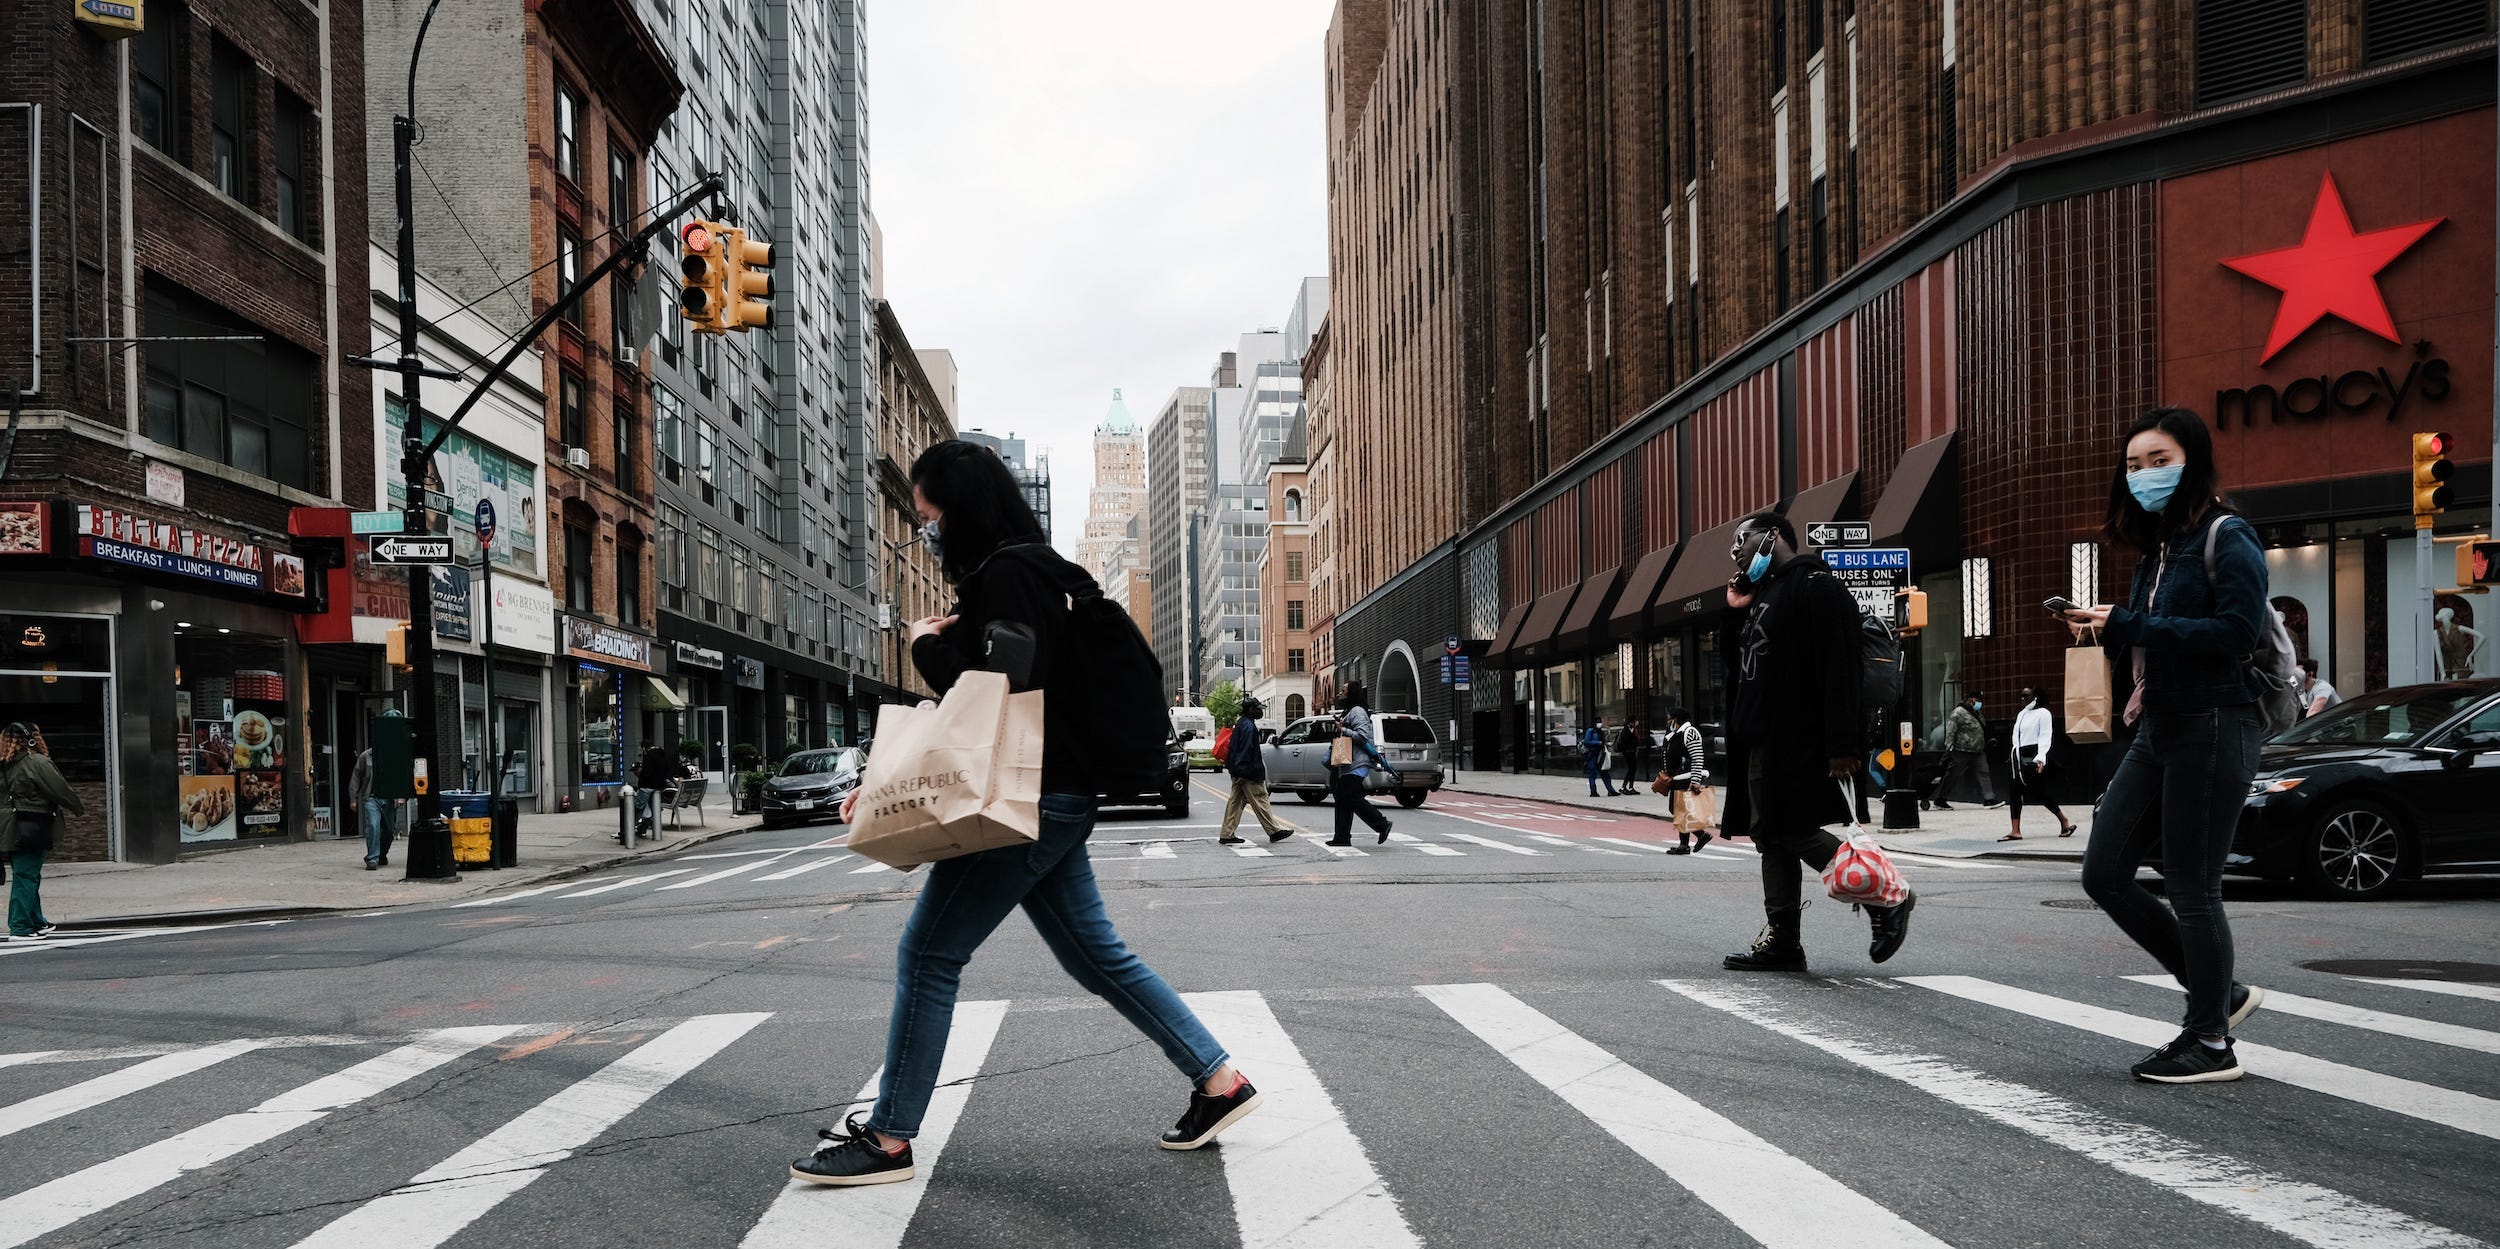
[1715,511,1917,972]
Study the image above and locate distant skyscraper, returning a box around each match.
[1148,387,1214,703]
[1075,390,1147,580]
[961,428,1053,541]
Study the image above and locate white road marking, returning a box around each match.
[1662,979,2490,1249]
[1589,836,1675,853]
[1903,976,2500,1142]
[1231,845,1276,858]
[288,1013,770,1249]
[558,869,699,897]
[1519,833,1634,855]
[0,1027,519,1249]
[1384,831,1465,856]
[0,1039,267,1140]
[1185,990,1421,1248]
[678,847,816,861]
[1140,842,1178,859]
[2125,976,2500,1055]
[756,856,856,882]
[1884,852,2011,871]
[1320,843,1371,857]
[740,1000,1009,1249]
[448,884,577,908]
[2346,977,2500,1006]
[1440,832,1545,856]
[0,920,294,956]
[659,854,801,891]
[850,861,897,874]
[1418,983,1947,1248]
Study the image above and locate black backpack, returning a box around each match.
[991,546,1169,794]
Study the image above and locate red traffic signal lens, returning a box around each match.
[680,222,714,253]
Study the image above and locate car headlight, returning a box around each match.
[2248,777,2304,796]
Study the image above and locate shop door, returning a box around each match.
[692,705,729,783]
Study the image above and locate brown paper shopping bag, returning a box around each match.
[2064,638,2116,744]
[844,670,1045,869]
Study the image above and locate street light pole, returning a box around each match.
[394,0,454,878]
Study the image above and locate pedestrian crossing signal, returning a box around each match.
[2461,540,2500,588]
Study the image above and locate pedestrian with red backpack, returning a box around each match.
[1217,697,1300,845]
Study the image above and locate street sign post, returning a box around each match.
[1827,547,1912,619]
[475,498,497,551]
[350,510,407,535]
[1807,521,1874,547]
[370,536,457,566]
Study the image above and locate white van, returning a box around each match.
[1169,707,1217,766]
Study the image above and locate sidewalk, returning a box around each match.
[1442,767,2094,860]
[41,794,759,928]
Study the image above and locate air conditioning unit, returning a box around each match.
[565,446,591,470]
[617,347,639,368]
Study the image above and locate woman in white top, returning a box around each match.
[2000,685,2076,841]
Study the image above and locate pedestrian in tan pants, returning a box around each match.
[1218,697,1300,845]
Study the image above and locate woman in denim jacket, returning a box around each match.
[2062,408,2269,1084]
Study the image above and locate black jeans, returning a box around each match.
[1332,771,1392,840]
[1621,751,1643,792]
[1746,753,1843,921]
[1938,750,1993,804]
[2081,705,2262,1038]
[2009,760,2065,822]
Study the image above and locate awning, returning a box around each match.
[1481,601,1532,667]
[1606,545,1682,639]
[1506,583,1584,667]
[641,676,689,711]
[1552,565,1622,655]
[1650,517,1751,628]
[1868,433,1960,559]
[1783,471,1861,546]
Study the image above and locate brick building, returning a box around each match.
[1321,0,2496,782]
[1257,419,1318,725]
[0,0,372,861]
[872,300,956,699]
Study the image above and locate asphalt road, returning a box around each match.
[4,776,2497,1249]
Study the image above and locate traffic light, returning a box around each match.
[385,622,412,670]
[719,225,773,330]
[2462,541,2500,588]
[1896,588,1929,637]
[2411,432,2455,525]
[678,220,728,334]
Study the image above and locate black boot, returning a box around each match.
[1723,913,1807,972]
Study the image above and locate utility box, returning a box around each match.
[370,716,416,800]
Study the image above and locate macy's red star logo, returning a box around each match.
[2220,172,2443,364]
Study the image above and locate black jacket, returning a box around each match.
[1716,552,1861,834]
[911,543,1090,794]
[1225,714,1264,781]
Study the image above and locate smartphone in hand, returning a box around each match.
[2042,595,2083,617]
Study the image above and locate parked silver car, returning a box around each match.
[1261,713,1447,808]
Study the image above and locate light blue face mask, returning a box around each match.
[2127,464,2184,512]
[920,520,943,561]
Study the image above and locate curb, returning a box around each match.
[50,821,761,930]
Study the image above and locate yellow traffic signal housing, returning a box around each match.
[2462,540,2500,589]
[678,220,728,334]
[2411,432,2454,527]
[1896,587,1929,637]
[385,622,412,670]
[720,225,774,330]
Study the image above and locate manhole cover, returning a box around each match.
[2040,898,2100,910]
[2299,959,2500,983]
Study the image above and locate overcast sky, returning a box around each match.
[868,0,1335,554]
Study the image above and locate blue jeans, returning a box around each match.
[867,793,1229,1138]
[1585,752,1615,794]
[361,798,396,866]
[2081,706,2262,1038]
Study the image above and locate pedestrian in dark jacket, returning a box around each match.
[797,440,1260,1188]
[1615,719,1646,796]
[633,746,683,833]
[1328,684,1396,845]
[2062,407,2270,1084]
[2,722,82,939]
[1218,697,1299,844]
[1582,718,1619,796]
[1717,512,1916,973]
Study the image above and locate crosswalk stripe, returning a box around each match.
[757,856,855,882]
[1589,836,1675,853]
[1441,832,1544,856]
[740,1000,1009,1249]
[288,1013,770,1249]
[2122,976,2500,1055]
[1520,833,1634,855]
[1385,832,1464,856]
[1883,853,2008,871]
[659,855,800,891]
[449,884,577,908]
[0,920,295,957]
[851,861,896,874]
[559,868,699,897]
[0,1039,266,1141]
[1231,844,1276,858]
[1660,979,2489,1249]
[2348,977,2500,1006]
[1321,843,1370,857]
[1418,983,1948,1248]
[0,1027,520,1249]
[1185,991,1421,1248]
[1903,976,2500,1141]
[1140,842,1178,859]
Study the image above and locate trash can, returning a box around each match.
[1882,787,1922,831]
[442,790,492,869]
[490,798,520,870]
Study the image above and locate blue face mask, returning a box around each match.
[920,520,943,561]
[2127,464,2184,513]
[1734,531,1777,583]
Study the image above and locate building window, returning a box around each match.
[134,6,180,153]
[566,524,595,612]
[2363,0,2486,63]
[2069,542,2100,608]
[2195,0,2308,106]
[1961,556,1994,638]
[607,141,634,229]
[655,385,683,481]
[1807,0,1825,52]
[1288,648,1307,673]
[1809,176,1829,289]
[273,92,312,242]
[612,390,635,486]
[1773,206,1792,312]
[1769,0,1788,85]
[617,534,642,626]
[1287,600,1305,630]
[141,284,314,490]
[557,229,584,327]
[555,81,585,185]
[696,420,718,501]
[211,40,251,199]
[559,372,586,450]
[1936,66,1958,203]
[1286,551,1305,582]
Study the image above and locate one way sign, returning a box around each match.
[369,536,457,566]
[1807,521,1873,547]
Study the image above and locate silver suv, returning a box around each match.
[1261,713,1446,808]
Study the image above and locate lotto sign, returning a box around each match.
[1827,547,1911,619]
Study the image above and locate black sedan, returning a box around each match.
[2233,680,2500,898]
[1101,730,1191,817]
[758,747,866,830]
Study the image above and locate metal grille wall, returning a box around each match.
[2362,0,2491,63]
[2193,0,2309,108]
[1855,287,1908,507]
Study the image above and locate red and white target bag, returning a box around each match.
[1822,779,1909,907]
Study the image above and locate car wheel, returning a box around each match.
[2299,799,2407,900]
[1394,790,1427,809]
[1298,789,1328,805]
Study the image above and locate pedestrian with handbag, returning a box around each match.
[791,441,1260,1187]
[2,722,82,940]
[1655,706,1717,854]
[2061,407,2270,1083]
[2000,685,2076,841]
[1615,719,1646,797]
[1327,683,1397,846]
[1582,717,1619,796]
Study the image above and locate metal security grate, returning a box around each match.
[2194,0,2309,108]
[2364,0,2491,64]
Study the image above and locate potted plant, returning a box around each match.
[731,743,767,812]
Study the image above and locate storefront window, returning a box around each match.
[1648,636,1686,715]
[577,664,622,784]
[1913,569,1966,743]
[784,694,805,754]
[499,701,537,795]
[174,631,290,844]
[1595,649,1629,734]
[1535,662,1583,774]
[0,613,114,860]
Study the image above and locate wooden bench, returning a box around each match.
[663,776,710,828]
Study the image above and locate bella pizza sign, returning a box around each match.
[2214,172,2449,429]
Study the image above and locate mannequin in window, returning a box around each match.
[2436,607,2485,679]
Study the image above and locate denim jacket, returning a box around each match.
[2103,511,2268,712]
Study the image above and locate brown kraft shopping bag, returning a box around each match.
[844,670,1045,869]
[2065,637,2116,744]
